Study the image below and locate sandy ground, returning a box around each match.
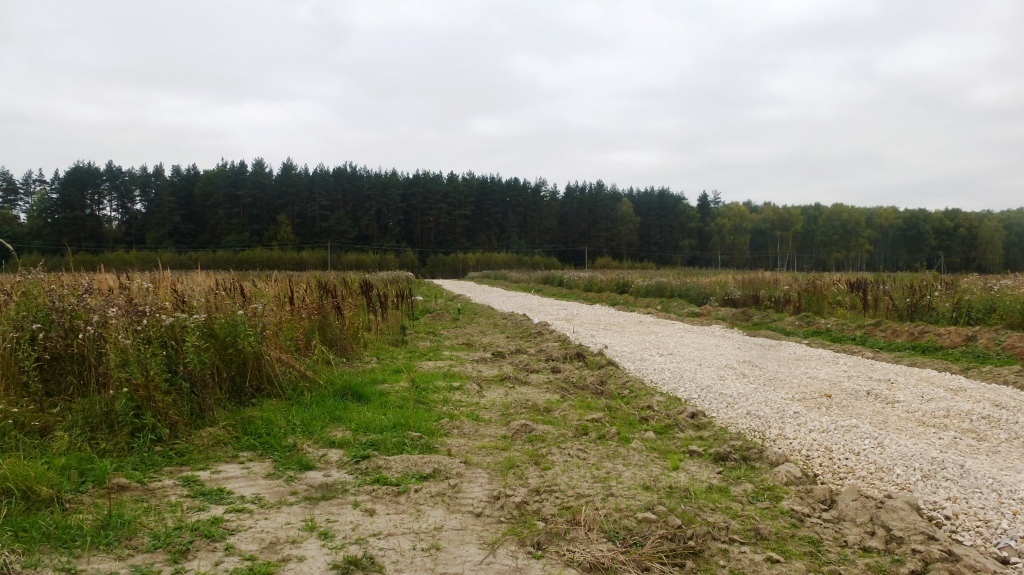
[81,451,575,575]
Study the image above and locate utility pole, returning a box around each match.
[584,245,588,270]
[328,240,331,271]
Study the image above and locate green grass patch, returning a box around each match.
[229,362,452,470]
[762,326,1019,367]
[330,551,385,574]
[361,471,436,489]
[146,513,234,564]
[231,559,280,575]
[126,564,163,575]
[0,497,150,557]
[178,474,244,506]
[680,481,733,508]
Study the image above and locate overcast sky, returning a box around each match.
[2,1,1022,210]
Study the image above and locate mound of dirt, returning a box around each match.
[831,485,1003,575]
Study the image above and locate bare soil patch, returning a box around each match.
[78,451,567,575]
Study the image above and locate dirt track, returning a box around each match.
[436,280,1024,551]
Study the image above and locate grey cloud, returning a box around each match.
[1,0,1021,210]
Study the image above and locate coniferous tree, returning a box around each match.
[3,157,1023,273]
[0,167,22,217]
[613,197,640,259]
[54,162,105,250]
[142,164,177,248]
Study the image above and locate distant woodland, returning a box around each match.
[0,159,1021,272]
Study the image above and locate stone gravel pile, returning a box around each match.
[436,280,1024,561]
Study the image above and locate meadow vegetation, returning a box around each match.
[476,269,1024,330]
[0,277,991,574]
[0,269,414,557]
[4,248,561,279]
[471,269,1024,388]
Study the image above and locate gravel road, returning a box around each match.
[435,280,1024,550]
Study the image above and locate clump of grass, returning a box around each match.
[0,547,21,574]
[329,551,385,574]
[126,564,162,575]
[556,508,699,575]
[146,513,234,564]
[178,474,243,506]
[318,527,337,542]
[230,559,279,575]
[361,471,435,491]
[300,512,319,533]
[562,534,698,575]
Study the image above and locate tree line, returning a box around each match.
[0,158,1021,272]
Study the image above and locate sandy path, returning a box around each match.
[434,280,1024,550]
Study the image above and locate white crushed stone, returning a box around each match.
[435,280,1024,551]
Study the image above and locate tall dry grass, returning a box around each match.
[4,248,564,278]
[475,269,1024,330]
[0,269,414,453]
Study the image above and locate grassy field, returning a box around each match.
[472,270,1024,385]
[5,248,561,278]
[0,269,414,561]
[0,272,1003,574]
[473,269,1024,329]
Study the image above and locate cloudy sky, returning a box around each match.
[1,1,1022,210]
